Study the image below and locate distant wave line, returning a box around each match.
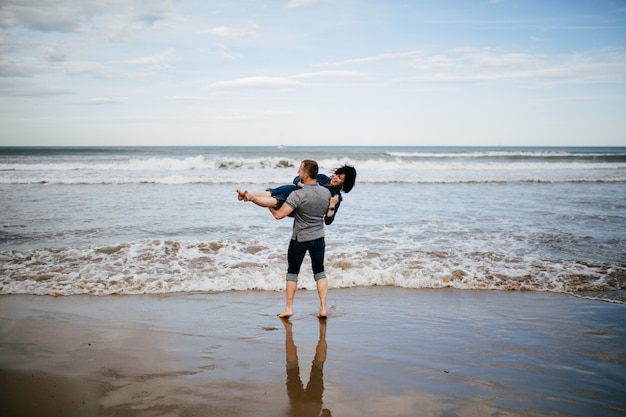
[2,177,625,185]
[1,159,625,172]
[385,151,626,158]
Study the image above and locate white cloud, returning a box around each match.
[208,71,372,91]
[55,61,127,79]
[214,43,240,61]
[285,0,320,9]
[0,79,71,97]
[83,97,126,105]
[381,48,626,86]
[202,25,259,38]
[212,108,292,120]
[291,70,372,81]
[543,95,624,104]
[167,96,208,102]
[121,49,176,65]
[316,51,424,67]
[0,0,87,32]
[44,46,68,62]
[0,0,175,33]
[209,76,303,90]
[0,56,40,77]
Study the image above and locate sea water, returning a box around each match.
[1,146,625,302]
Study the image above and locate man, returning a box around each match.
[269,160,332,319]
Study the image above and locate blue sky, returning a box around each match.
[1,0,625,147]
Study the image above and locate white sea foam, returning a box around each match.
[1,239,622,297]
[1,154,624,185]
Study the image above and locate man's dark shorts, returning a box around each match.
[286,237,326,282]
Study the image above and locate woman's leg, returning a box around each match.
[250,195,280,208]
[236,189,278,207]
[238,183,297,208]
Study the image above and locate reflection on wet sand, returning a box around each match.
[282,317,331,417]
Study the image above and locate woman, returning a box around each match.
[237,164,356,225]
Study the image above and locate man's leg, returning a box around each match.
[316,278,328,318]
[279,280,297,318]
[310,237,328,318]
[280,239,305,318]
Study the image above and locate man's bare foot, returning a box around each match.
[317,310,327,319]
[277,309,293,319]
[236,189,246,201]
[244,191,255,202]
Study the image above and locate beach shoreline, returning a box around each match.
[1,287,625,417]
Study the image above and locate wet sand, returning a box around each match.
[1,287,625,417]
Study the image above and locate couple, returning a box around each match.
[237,161,356,319]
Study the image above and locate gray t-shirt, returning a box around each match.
[286,183,331,242]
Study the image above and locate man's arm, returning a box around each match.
[269,203,294,220]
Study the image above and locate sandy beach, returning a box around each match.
[1,287,625,417]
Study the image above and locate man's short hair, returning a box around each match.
[301,160,319,179]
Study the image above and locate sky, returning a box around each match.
[1,0,625,147]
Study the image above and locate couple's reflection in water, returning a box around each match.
[281,317,331,417]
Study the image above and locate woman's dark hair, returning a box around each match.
[334,165,357,193]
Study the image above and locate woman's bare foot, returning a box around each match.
[236,189,256,202]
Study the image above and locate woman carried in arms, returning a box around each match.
[237,164,357,225]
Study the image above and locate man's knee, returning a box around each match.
[313,272,326,281]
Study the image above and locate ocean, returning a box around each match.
[1,146,625,302]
